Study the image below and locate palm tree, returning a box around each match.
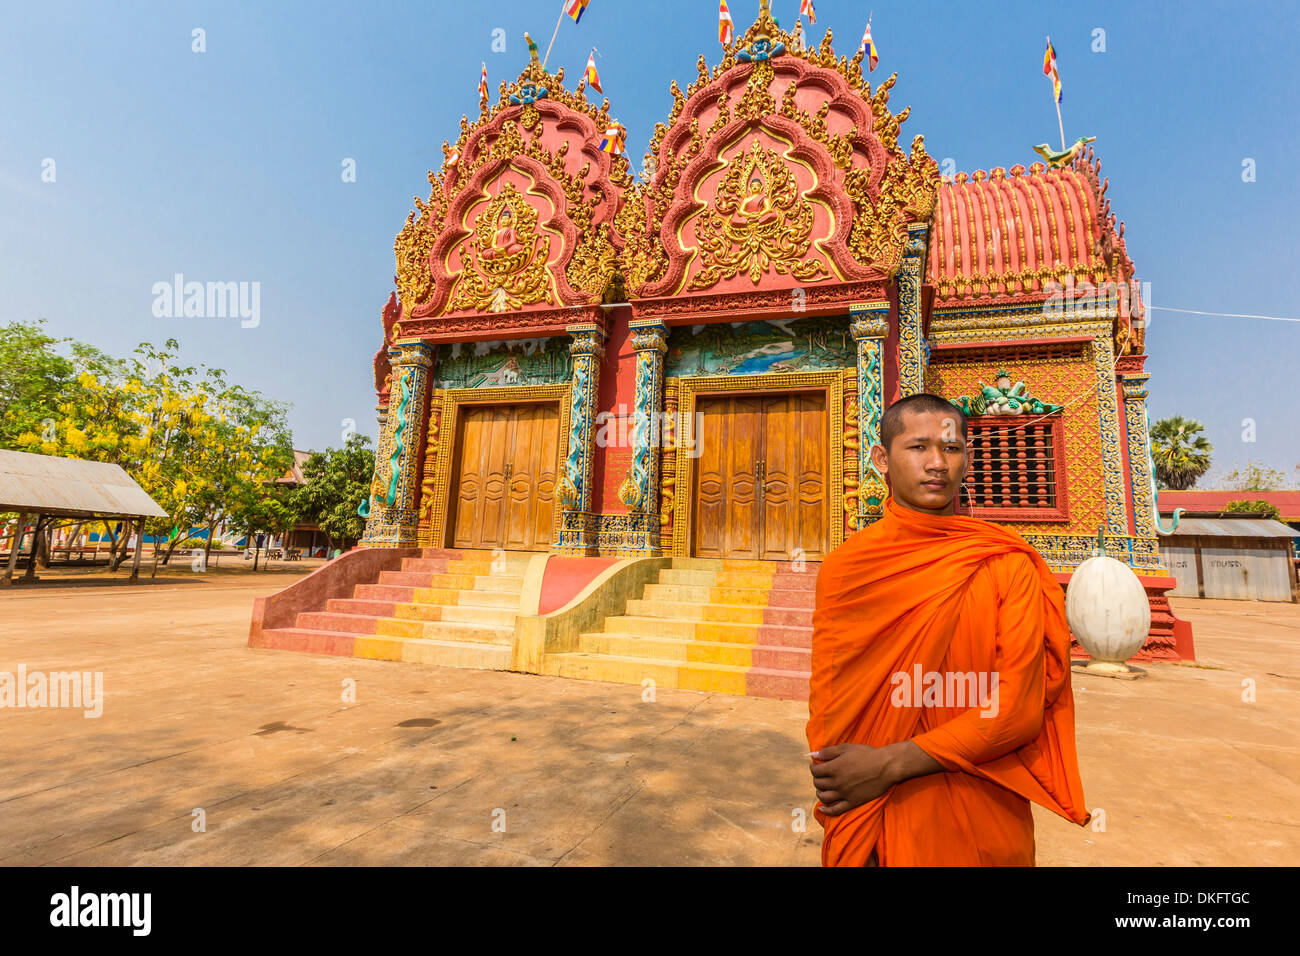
[1150,416,1213,490]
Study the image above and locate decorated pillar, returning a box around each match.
[659,379,680,553]
[361,340,434,547]
[557,323,605,552]
[850,304,891,528]
[896,224,930,397]
[1092,330,1132,537]
[617,318,669,553]
[1118,355,1159,537]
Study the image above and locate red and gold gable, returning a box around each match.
[392,50,633,344]
[619,7,939,321]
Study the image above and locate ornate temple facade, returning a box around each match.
[358,7,1172,621]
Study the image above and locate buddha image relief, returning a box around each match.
[449,182,554,313]
[687,138,830,290]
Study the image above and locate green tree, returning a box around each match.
[290,434,375,553]
[1224,499,1282,520]
[1220,461,1287,492]
[1150,416,1213,490]
[0,319,119,449]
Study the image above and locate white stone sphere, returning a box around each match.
[1065,554,1152,664]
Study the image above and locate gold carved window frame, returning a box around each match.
[422,383,572,551]
[669,369,845,559]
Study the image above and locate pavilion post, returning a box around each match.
[2,511,29,586]
[22,515,43,581]
[128,517,144,581]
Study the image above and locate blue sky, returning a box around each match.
[2,0,1296,484]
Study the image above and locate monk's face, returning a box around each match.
[870,409,966,515]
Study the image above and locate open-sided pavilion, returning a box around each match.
[0,449,167,584]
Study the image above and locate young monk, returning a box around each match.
[806,392,1089,866]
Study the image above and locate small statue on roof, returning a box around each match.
[738,32,786,62]
[952,370,1065,416]
[511,33,549,105]
[1033,136,1096,169]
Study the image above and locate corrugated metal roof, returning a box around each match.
[1162,516,1300,539]
[0,449,167,518]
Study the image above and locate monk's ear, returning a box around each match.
[869,442,888,477]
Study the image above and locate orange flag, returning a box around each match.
[807,497,1089,866]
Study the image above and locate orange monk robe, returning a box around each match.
[806,497,1090,866]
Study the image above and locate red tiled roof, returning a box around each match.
[926,148,1137,309]
[1159,490,1300,521]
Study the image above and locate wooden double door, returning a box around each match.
[693,391,828,561]
[450,402,559,551]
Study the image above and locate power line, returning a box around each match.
[1147,306,1300,323]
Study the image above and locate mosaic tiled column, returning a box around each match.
[851,305,890,527]
[897,224,930,397]
[1092,331,1131,536]
[1119,357,1159,537]
[617,318,669,553]
[557,323,605,552]
[361,340,433,547]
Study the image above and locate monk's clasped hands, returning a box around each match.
[808,742,898,816]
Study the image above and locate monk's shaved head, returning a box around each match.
[880,393,966,452]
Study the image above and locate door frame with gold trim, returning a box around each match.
[418,384,571,551]
[670,370,845,559]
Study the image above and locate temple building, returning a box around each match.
[250,5,1192,693]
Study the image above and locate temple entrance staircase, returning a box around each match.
[255,549,532,669]
[542,557,820,700]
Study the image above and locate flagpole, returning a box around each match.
[542,1,566,72]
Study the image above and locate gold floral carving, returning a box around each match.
[688,140,829,290]
[449,183,553,312]
[621,6,942,292]
[393,40,635,316]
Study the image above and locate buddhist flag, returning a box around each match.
[719,1,734,45]
[599,122,626,155]
[860,17,879,72]
[446,148,459,167]
[800,0,816,23]
[566,0,590,24]
[585,49,603,94]
[1043,37,1062,103]
[478,61,488,104]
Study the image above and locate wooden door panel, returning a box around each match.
[531,404,559,550]
[794,394,827,560]
[451,408,486,548]
[693,390,828,561]
[478,410,513,548]
[724,398,763,560]
[694,397,762,559]
[452,403,559,552]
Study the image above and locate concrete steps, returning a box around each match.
[256,548,533,671]
[543,556,820,701]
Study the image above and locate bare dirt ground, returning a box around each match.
[0,571,1295,866]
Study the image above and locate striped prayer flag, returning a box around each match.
[566,0,589,24]
[585,50,603,94]
[860,18,878,72]
[478,61,488,103]
[719,0,733,45]
[599,122,626,155]
[1043,37,1062,103]
[800,0,816,23]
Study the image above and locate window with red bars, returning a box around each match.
[962,415,1069,521]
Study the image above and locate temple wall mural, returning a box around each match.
[665,316,855,378]
[431,338,573,390]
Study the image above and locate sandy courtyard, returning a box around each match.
[0,572,1296,866]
